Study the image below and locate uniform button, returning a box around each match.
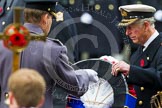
[7,7,10,11]
[2,21,5,25]
[5,92,9,99]
[138,100,143,105]
[140,87,144,91]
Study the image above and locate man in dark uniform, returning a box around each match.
[0,0,99,108]
[111,4,162,108]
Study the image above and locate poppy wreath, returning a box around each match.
[3,24,29,51]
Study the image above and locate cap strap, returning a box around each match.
[123,12,154,19]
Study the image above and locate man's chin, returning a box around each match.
[132,40,138,44]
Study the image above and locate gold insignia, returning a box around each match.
[118,18,138,26]
[51,11,64,22]
[121,9,127,17]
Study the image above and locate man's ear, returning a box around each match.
[143,21,150,31]
[8,92,14,105]
[41,13,49,25]
[37,96,45,108]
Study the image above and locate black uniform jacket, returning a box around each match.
[128,33,162,108]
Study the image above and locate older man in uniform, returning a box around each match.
[111,4,162,108]
[0,0,99,108]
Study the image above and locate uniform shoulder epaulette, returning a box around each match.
[47,37,63,46]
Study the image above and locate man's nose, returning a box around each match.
[125,28,130,36]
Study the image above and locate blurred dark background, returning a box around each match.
[49,0,162,63]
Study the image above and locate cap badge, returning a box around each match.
[51,11,64,22]
[121,10,127,17]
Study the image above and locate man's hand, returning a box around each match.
[111,61,130,76]
[84,69,99,83]
[100,56,130,76]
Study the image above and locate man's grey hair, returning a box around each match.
[135,17,156,28]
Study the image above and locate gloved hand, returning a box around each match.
[84,69,99,83]
[100,55,118,64]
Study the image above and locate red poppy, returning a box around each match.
[9,33,27,47]
[140,59,145,67]
[128,84,136,97]
[0,7,3,13]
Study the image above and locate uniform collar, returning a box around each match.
[132,33,161,65]
[143,30,159,51]
[24,23,44,35]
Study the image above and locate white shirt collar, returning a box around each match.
[143,30,159,51]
